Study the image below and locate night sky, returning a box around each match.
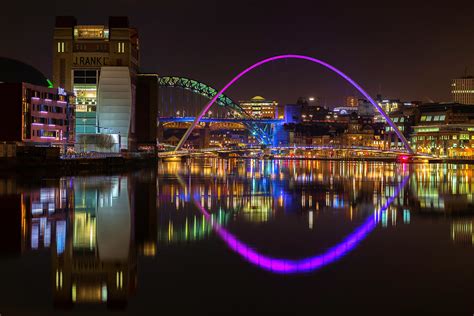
[2,0,474,106]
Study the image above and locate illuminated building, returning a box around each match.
[239,96,278,119]
[284,104,302,124]
[52,16,140,151]
[372,96,403,123]
[342,116,379,148]
[0,82,74,146]
[345,96,358,107]
[451,77,474,105]
[411,103,474,157]
[334,106,358,116]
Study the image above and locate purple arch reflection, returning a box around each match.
[192,174,409,274]
[176,54,413,154]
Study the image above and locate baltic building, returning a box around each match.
[52,16,139,151]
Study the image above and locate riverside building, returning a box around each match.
[52,16,139,151]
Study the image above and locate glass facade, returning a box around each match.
[74,70,99,135]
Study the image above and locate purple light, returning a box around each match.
[39,111,48,114]
[31,123,43,126]
[175,55,413,154]
[193,175,409,274]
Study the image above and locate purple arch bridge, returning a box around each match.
[175,54,413,154]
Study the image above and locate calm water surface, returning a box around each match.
[0,159,474,315]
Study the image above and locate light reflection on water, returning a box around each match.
[0,159,474,313]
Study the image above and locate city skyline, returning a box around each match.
[2,1,474,106]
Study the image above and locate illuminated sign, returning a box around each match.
[58,87,67,96]
[73,56,109,67]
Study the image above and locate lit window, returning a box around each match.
[57,42,65,53]
[420,116,426,121]
[118,42,125,53]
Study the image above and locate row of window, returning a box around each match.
[392,117,405,123]
[26,89,66,102]
[32,117,66,125]
[420,115,446,122]
[32,130,58,138]
[32,104,65,114]
[57,41,126,53]
[414,135,474,141]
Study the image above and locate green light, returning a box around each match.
[47,79,54,88]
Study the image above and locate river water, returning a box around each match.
[0,159,473,315]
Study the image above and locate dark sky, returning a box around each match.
[2,0,474,106]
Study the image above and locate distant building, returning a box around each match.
[0,82,74,146]
[239,96,277,119]
[334,106,358,116]
[451,77,474,105]
[358,99,375,117]
[52,16,140,150]
[345,96,358,107]
[284,104,302,124]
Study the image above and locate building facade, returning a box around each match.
[345,96,358,107]
[52,16,139,151]
[239,96,277,119]
[0,82,74,146]
[451,77,474,105]
[411,103,474,157]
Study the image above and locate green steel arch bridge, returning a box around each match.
[158,76,274,145]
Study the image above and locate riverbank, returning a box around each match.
[0,156,158,176]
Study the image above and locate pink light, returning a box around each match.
[40,136,56,139]
[31,97,40,100]
[31,123,43,126]
[48,124,56,127]
[39,111,48,114]
[175,54,413,154]
[192,174,410,274]
[45,99,52,102]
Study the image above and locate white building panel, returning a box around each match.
[98,66,132,149]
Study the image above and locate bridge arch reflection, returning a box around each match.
[190,173,410,274]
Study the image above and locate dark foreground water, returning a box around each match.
[0,159,474,315]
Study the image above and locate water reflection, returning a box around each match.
[0,160,474,310]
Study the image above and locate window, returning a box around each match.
[420,116,426,121]
[118,42,125,53]
[73,70,98,84]
[57,42,65,53]
[426,116,433,122]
